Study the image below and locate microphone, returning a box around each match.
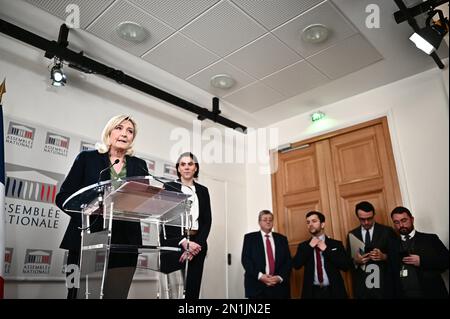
[79,159,120,231]
[98,159,120,184]
[138,164,182,194]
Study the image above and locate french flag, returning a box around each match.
[0,79,6,299]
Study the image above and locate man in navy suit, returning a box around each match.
[390,206,449,298]
[241,210,291,299]
[293,211,352,299]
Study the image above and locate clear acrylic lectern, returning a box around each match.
[62,176,192,299]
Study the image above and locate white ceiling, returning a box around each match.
[1,0,448,127]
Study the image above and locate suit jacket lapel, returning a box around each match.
[272,233,278,263]
[355,228,363,242]
[371,223,380,246]
[125,155,134,177]
[100,152,111,181]
[257,233,266,269]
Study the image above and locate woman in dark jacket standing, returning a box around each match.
[161,152,212,299]
[56,114,148,299]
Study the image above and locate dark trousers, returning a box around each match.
[249,286,288,299]
[183,246,207,299]
[311,285,332,299]
[66,250,80,299]
[65,249,138,299]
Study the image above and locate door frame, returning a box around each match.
[271,116,402,231]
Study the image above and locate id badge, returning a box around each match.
[400,269,408,277]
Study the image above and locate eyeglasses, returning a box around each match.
[358,217,374,222]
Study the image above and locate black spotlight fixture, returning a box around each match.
[410,9,449,54]
[394,0,449,69]
[50,57,67,87]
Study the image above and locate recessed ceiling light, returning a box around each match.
[302,24,329,44]
[210,74,235,89]
[116,21,148,43]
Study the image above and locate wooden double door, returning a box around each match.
[271,117,402,298]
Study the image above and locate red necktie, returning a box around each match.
[265,235,275,275]
[315,247,324,284]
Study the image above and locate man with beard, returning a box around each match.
[347,201,396,298]
[292,211,352,299]
[390,206,449,298]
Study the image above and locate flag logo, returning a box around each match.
[163,163,177,178]
[4,164,61,204]
[44,132,70,156]
[95,251,106,272]
[143,158,156,174]
[4,248,13,275]
[80,141,96,152]
[6,121,35,149]
[23,249,52,275]
[61,251,68,274]
[137,255,148,269]
[141,222,151,243]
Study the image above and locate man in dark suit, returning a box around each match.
[241,210,291,299]
[390,206,449,299]
[293,211,352,299]
[347,201,396,298]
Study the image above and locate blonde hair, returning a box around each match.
[96,115,137,156]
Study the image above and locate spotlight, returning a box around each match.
[409,9,449,55]
[50,58,67,87]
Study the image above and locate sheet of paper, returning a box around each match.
[348,233,365,259]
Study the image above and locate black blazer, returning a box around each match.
[293,237,352,299]
[159,180,212,274]
[241,231,291,298]
[160,181,212,249]
[390,231,449,298]
[55,150,148,250]
[347,223,397,298]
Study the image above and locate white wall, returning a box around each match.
[1,35,248,298]
[246,62,450,249]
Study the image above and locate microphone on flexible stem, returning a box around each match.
[98,159,120,184]
[138,164,181,193]
[78,159,120,231]
[96,159,120,210]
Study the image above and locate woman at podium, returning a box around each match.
[160,152,212,299]
[56,114,148,299]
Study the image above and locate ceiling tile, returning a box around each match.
[231,0,324,30]
[142,33,219,79]
[86,0,174,57]
[307,33,383,79]
[180,0,266,57]
[24,0,115,29]
[262,60,329,97]
[272,1,357,58]
[224,82,285,113]
[128,0,220,29]
[186,60,256,97]
[225,33,302,79]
